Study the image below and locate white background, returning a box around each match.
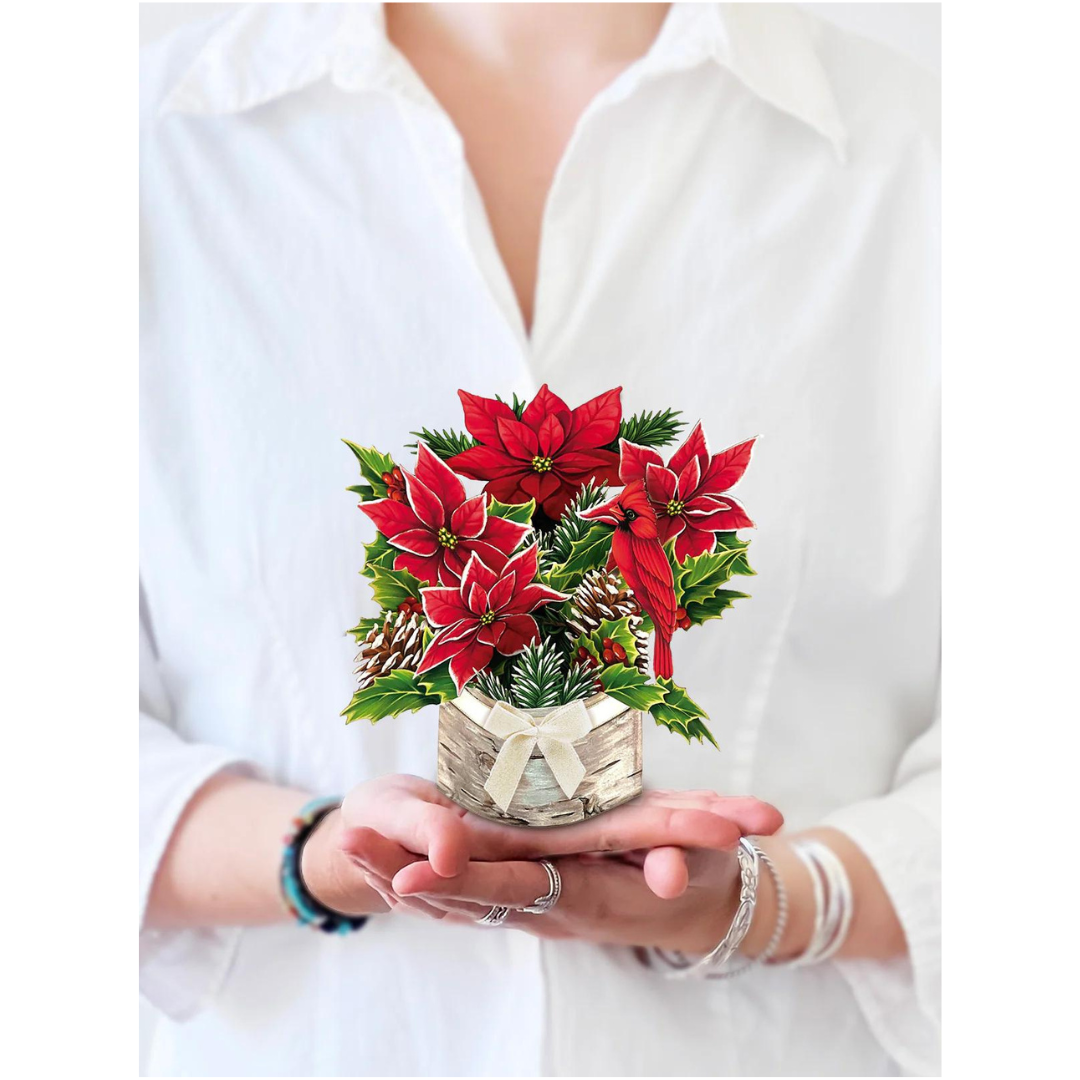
[135,1,940,1071]
[139,2,942,76]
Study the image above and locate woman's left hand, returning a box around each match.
[390,847,753,954]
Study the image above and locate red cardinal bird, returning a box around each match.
[581,480,678,678]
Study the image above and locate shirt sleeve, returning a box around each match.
[139,597,259,1021]
[820,714,941,1076]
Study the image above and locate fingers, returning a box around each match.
[393,858,552,909]
[642,846,689,899]
[343,782,470,877]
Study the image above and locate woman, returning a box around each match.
[141,3,940,1075]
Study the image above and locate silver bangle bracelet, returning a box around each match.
[653,838,761,979]
[755,846,788,963]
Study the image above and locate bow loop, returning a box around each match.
[479,700,593,811]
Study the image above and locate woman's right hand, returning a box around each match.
[301,774,783,917]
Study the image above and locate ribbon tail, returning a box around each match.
[483,732,537,812]
[536,736,587,800]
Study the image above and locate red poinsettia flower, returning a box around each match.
[619,423,755,563]
[417,544,569,692]
[448,384,623,520]
[360,442,529,586]
[581,480,677,679]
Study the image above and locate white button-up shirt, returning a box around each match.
[140,4,940,1075]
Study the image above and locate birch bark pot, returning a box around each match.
[437,688,644,826]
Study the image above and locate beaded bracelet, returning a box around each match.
[280,796,369,935]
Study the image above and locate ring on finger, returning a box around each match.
[521,859,562,915]
[477,904,511,927]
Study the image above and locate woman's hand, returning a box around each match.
[391,848,755,954]
[304,774,782,921]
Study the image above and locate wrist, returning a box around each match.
[739,838,816,960]
[299,809,384,917]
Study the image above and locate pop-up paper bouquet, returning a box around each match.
[342,386,756,826]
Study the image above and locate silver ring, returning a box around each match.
[521,859,562,914]
[477,904,511,927]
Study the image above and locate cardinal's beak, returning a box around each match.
[580,497,624,527]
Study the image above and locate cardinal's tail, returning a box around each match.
[653,633,673,679]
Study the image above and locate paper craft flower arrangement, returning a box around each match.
[343,386,756,825]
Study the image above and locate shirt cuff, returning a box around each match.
[821,796,941,1076]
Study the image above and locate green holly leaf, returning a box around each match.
[368,562,425,611]
[359,532,398,580]
[684,589,750,626]
[346,616,381,643]
[547,524,613,591]
[650,678,718,748]
[341,669,440,724]
[597,664,668,711]
[673,542,754,627]
[574,617,641,668]
[713,533,755,576]
[343,441,397,501]
[417,662,458,703]
[487,497,536,525]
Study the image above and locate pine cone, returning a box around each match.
[566,569,650,673]
[353,611,425,690]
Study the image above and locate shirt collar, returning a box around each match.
[161,2,846,160]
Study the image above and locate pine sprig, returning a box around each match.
[495,393,527,419]
[561,658,600,704]
[472,668,510,702]
[510,641,566,708]
[408,428,478,460]
[614,408,686,449]
[540,483,608,566]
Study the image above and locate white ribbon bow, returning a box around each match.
[478,700,593,812]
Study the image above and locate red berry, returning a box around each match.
[611,642,627,661]
[602,648,616,664]
[602,637,614,649]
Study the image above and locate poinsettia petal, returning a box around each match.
[521,384,572,432]
[450,495,487,540]
[674,524,717,563]
[677,455,701,497]
[478,512,529,554]
[461,540,513,575]
[691,500,755,531]
[581,495,623,526]
[404,472,445,530]
[519,471,562,502]
[493,614,541,656]
[667,421,710,477]
[563,386,622,451]
[496,416,539,460]
[447,444,523,480]
[459,551,500,595]
[414,441,466,512]
[360,498,423,538]
[467,582,489,615]
[476,620,504,647]
[699,437,757,493]
[556,449,621,476]
[655,514,685,546]
[393,550,443,587]
[421,587,471,627]
[482,474,531,503]
[503,543,540,586]
[458,390,519,446]
[448,638,495,692]
[390,527,440,556]
[537,413,566,457]
[439,547,468,583]
[502,582,570,615]
[619,439,664,485]
[417,620,476,673]
[485,572,517,613]
[541,485,579,521]
[684,494,733,516]
[645,463,678,506]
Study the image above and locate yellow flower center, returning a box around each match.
[479,611,496,626]
[437,527,458,549]
[531,455,554,473]
[666,499,685,516]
